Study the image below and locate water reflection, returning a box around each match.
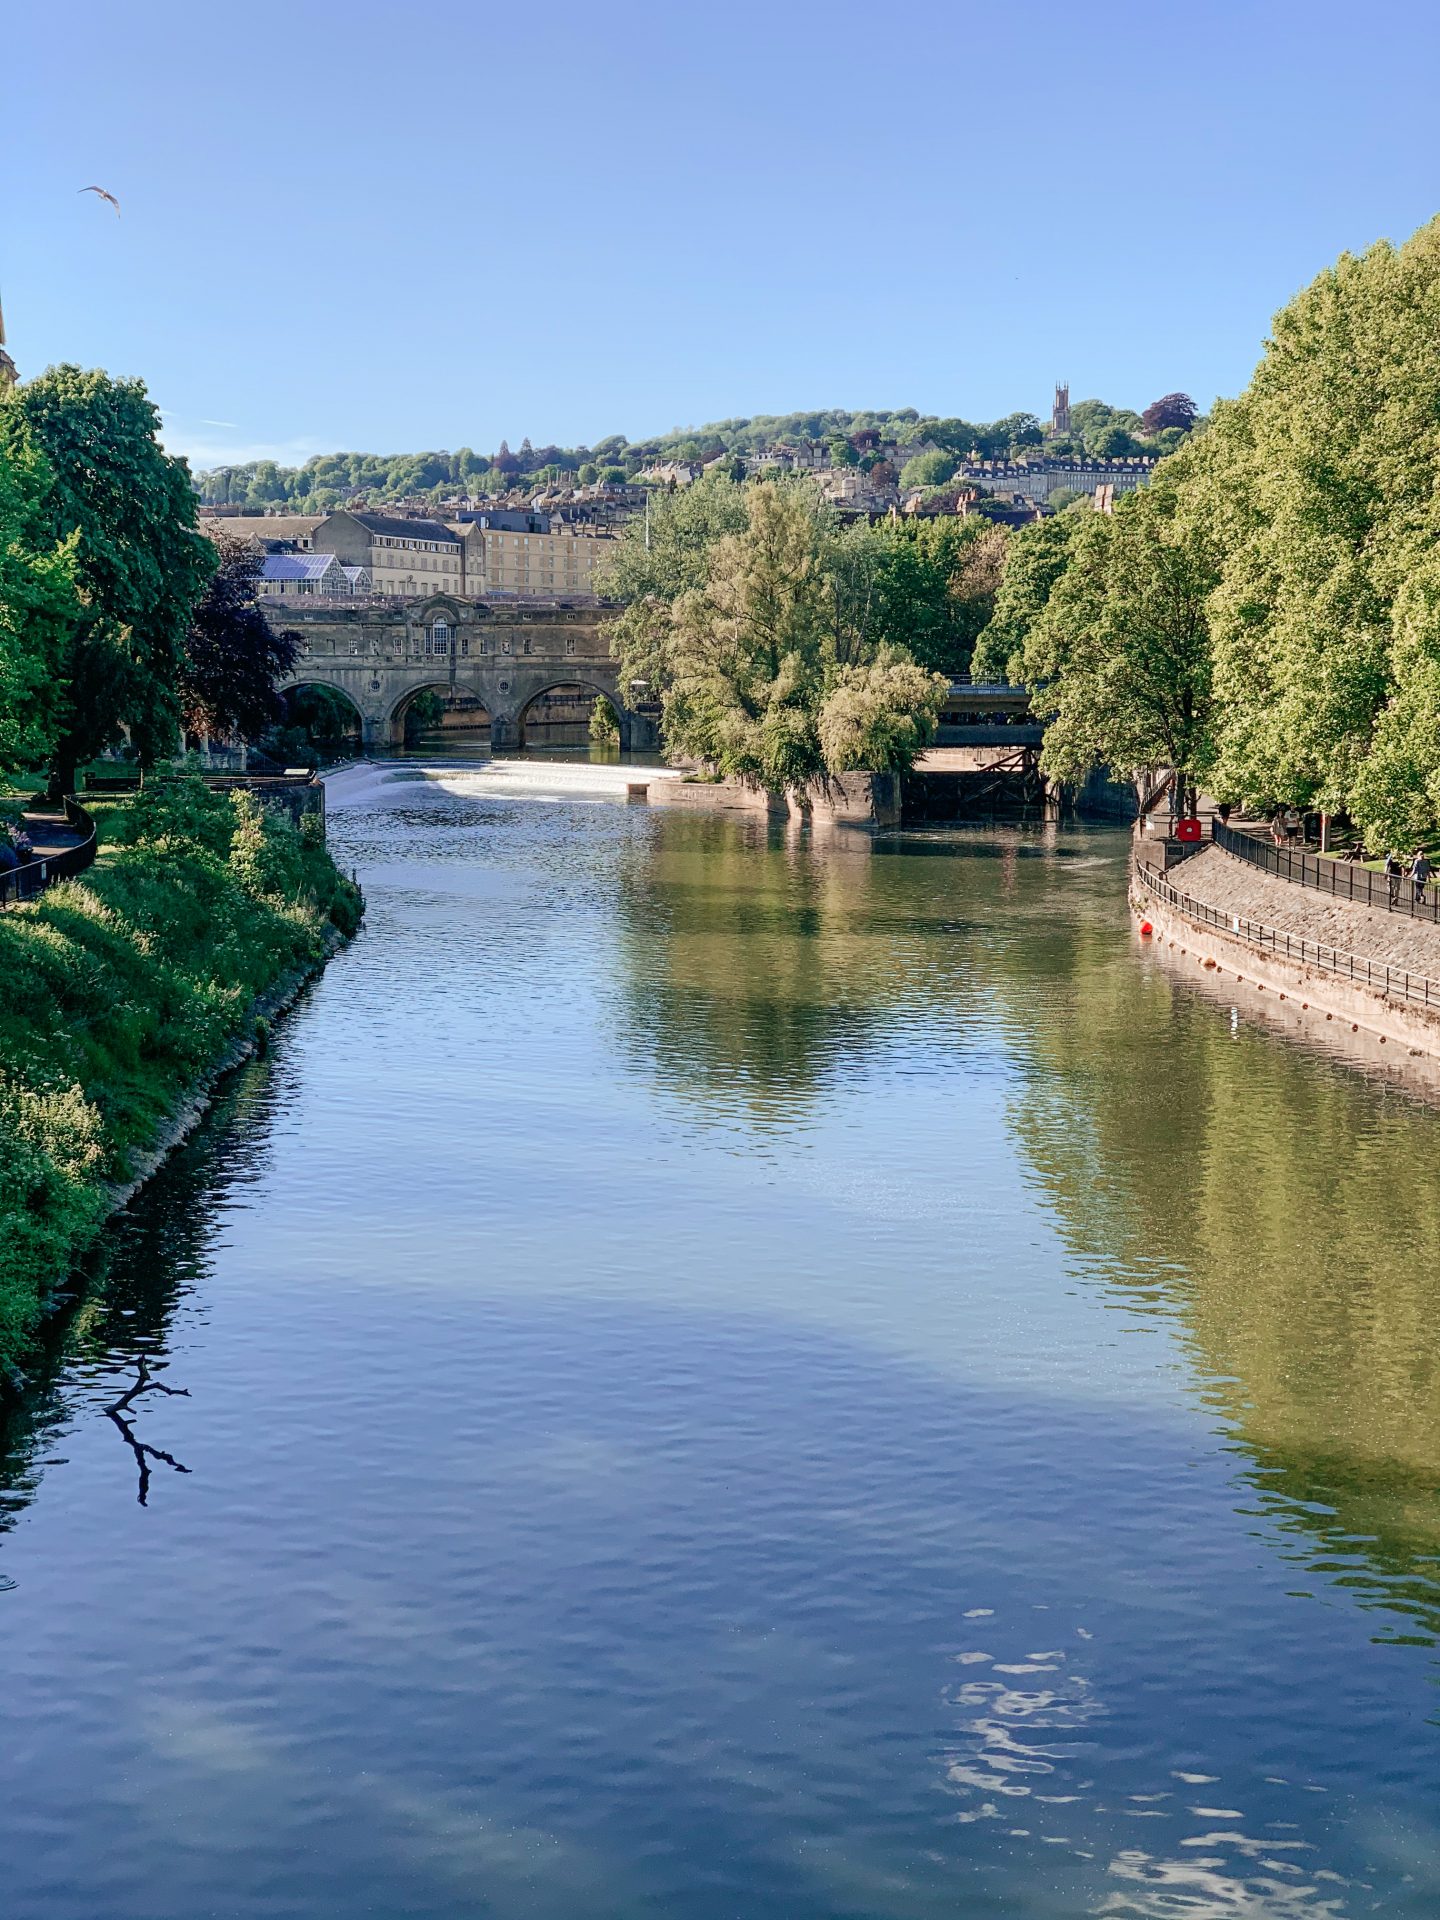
[0,1058,277,1538]
[2,793,1440,1917]
[1004,923,1440,1650]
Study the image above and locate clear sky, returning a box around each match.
[5,0,1439,473]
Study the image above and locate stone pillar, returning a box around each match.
[361,713,388,753]
[490,713,516,750]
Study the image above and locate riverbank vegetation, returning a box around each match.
[973,212,1440,847]
[1,364,361,1373]
[601,481,997,787]
[0,773,360,1371]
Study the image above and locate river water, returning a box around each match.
[2,756,1439,1919]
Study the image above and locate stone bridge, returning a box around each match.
[267,595,658,751]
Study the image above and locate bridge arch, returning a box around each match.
[385,679,492,748]
[515,678,628,750]
[277,679,366,758]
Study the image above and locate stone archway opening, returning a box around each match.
[390,682,492,749]
[517,682,624,750]
[275,682,364,766]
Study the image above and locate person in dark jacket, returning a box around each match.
[1412,849,1433,906]
[1385,850,1403,907]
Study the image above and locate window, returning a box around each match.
[430,621,450,655]
[459,637,469,657]
[566,637,576,654]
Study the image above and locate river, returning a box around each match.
[2,755,1438,1919]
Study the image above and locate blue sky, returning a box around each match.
[4,0,1439,472]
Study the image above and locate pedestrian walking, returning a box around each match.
[1385,850,1403,907]
[1411,848,1432,907]
[8,826,34,900]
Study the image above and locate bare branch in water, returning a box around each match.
[104,1356,191,1506]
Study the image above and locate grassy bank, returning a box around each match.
[0,772,362,1373]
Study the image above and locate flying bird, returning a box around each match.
[79,185,121,217]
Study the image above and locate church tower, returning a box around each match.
[0,296,16,392]
[1049,381,1070,438]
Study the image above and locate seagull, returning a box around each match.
[79,185,120,217]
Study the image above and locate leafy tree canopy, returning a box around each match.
[181,534,299,743]
[2,365,214,789]
[0,417,79,774]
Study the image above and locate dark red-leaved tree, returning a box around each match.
[492,439,520,475]
[180,535,299,743]
[1141,392,1199,434]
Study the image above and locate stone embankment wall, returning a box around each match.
[647,772,900,826]
[1133,841,1440,1062]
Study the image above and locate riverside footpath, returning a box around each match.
[1132,828,1440,1082]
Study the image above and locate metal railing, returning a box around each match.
[0,799,97,908]
[1135,860,1440,1012]
[1211,818,1440,924]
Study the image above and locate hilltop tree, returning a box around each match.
[1141,391,1199,434]
[180,535,299,744]
[899,449,959,490]
[1092,423,1141,459]
[2,365,214,794]
[493,440,520,474]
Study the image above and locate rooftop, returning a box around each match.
[260,553,340,581]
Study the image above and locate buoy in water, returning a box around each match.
[1140,921,1153,937]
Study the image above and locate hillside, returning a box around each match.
[193,397,1197,512]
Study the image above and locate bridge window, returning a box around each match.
[428,621,450,655]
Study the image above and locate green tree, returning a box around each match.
[577,462,599,485]
[3,368,214,795]
[663,484,831,788]
[971,512,1079,685]
[599,476,751,697]
[898,449,958,489]
[1022,465,1219,801]
[589,694,620,743]
[1092,423,1141,459]
[1197,218,1440,825]
[829,516,1005,679]
[0,419,78,774]
[818,648,946,772]
[649,484,946,786]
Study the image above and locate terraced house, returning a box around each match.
[311,510,465,596]
[302,506,614,600]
